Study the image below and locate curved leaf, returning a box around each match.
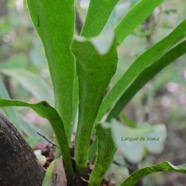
[121,161,186,186]
[91,34,186,185]
[89,124,116,186]
[42,158,56,186]
[81,0,120,37]
[27,0,75,142]
[42,157,67,186]
[0,99,74,176]
[114,0,163,44]
[96,20,186,123]
[72,38,118,173]
[108,40,186,119]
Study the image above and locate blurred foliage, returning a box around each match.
[0,0,186,185]
[0,0,53,147]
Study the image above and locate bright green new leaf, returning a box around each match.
[0,99,74,176]
[42,157,55,186]
[121,161,186,186]
[89,124,116,186]
[97,20,186,123]
[81,0,120,37]
[108,40,186,119]
[1,69,54,105]
[42,157,67,186]
[114,0,163,44]
[111,120,167,163]
[27,0,75,141]
[72,38,118,173]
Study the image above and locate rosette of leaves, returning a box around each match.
[1,0,186,185]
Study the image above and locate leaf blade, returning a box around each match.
[90,30,186,185]
[97,20,186,123]
[72,39,118,173]
[27,0,75,141]
[108,40,186,119]
[81,0,120,37]
[121,161,186,186]
[114,0,163,44]
[89,125,116,186]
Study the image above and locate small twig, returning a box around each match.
[112,160,125,167]
[80,176,89,183]
[37,132,58,148]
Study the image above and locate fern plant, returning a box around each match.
[1,0,186,185]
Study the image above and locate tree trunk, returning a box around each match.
[0,112,44,186]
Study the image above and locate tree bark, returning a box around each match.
[0,112,44,186]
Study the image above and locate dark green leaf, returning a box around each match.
[81,0,119,37]
[0,99,74,176]
[27,0,75,141]
[108,40,186,119]
[72,38,118,173]
[121,161,186,186]
[114,0,163,44]
[96,20,186,123]
[91,29,186,185]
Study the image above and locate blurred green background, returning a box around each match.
[0,0,186,185]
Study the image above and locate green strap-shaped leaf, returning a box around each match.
[72,39,118,173]
[42,157,66,186]
[89,125,116,186]
[121,161,186,186]
[27,0,75,141]
[90,39,186,185]
[96,20,186,123]
[81,0,120,37]
[42,158,56,186]
[114,0,163,44]
[0,99,74,176]
[108,40,186,119]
